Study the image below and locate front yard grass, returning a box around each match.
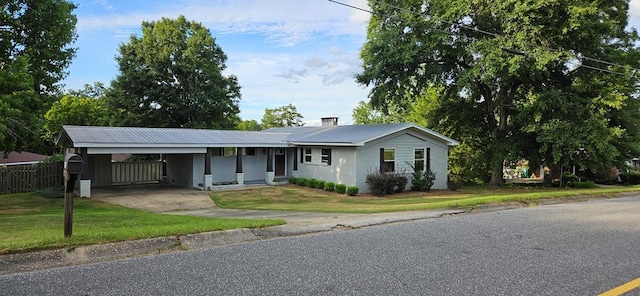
[211,184,640,213]
[0,193,285,254]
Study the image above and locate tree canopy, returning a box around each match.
[107,15,241,129]
[261,104,305,129]
[357,0,640,185]
[0,0,77,153]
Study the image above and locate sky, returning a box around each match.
[64,0,640,126]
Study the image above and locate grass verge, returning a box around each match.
[0,193,285,254]
[211,185,640,213]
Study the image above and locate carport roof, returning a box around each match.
[58,125,292,148]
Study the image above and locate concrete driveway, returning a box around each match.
[92,184,215,213]
[90,184,465,232]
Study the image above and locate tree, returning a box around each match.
[236,119,262,131]
[357,0,640,185]
[107,15,241,129]
[0,57,40,153]
[261,104,305,129]
[1,0,77,152]
[44,88,112,141]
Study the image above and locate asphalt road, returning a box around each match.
[2,196,639,295]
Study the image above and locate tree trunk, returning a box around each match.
[489,161,504,187]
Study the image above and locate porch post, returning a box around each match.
[266,147,275,185]
[293,147,298,171]
[79,147,91,198]
[236,148,244,185]
[203,147,213,191]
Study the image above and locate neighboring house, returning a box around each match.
[0,151,49,166]
[56,118,458,197]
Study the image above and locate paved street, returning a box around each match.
[1,195,639,295]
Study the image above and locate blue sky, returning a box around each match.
[64,0,640,126]
[65,0,370,126]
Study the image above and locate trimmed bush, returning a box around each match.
[335,183,347,194]
[620,172,640,185]
[346,186,359,196]
[305,178,317,187]
[572,181,598,188]
[296,178,306,186]
[316,180,326,189]
[324,182,335,191]
[288,176,298,185]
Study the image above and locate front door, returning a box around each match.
[275,148,285,176]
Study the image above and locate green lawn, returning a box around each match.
[0,193,285,254]
[211,184,640,213]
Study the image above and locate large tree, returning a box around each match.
[357,0,640,185]
[107,15,241,129]
[0,0,77,152]
[261,104,305,129]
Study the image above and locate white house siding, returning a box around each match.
[166,154,194,188]
[242,149,268,182]
[294,146,357,187]
[355,131,450,191]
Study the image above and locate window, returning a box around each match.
[383,148,395,172]
[321,149,332,165]
[305,148,312,162]
[414,148,425,171]
[212,148,223,157]
[245,148,256,156]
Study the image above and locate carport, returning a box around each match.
[56,125,293,197]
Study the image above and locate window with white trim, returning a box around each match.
[414,148,425,171]
[304,148,312,162]
[321,149,332,165]
[383,148,395,172]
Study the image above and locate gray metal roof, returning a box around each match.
[60,123,458,148]
[60,125,291,147]
[267,123,459,146]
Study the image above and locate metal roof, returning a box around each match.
[60,123,458,149]
[60,125,292,148]
[267,123,459,146]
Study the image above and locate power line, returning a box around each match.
[328,0,640,76]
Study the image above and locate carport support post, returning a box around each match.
[203,148,212,190]
[236,148,244,185]
[266,148,275,185]
[79,148,91,198]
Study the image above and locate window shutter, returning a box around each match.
[427,147,431,171]
[327,150,332,166]
[379,148,385,172]
[293,148,298,171]
[300,148,304,163]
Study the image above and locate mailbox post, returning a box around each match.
[64,154,83,238]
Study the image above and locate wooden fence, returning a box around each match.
[112,161,162,185]
[0,162,64,194]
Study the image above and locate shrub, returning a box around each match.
[410,169,436,192]
[572,181,598,188]
[561,172,579,187]
[296,178,307,186]
[316,180,326,189]
[620,172,640,185]
[394,174,408,193]
[346,186,359,196]
[447,176,463,191]
[365,169,393,196]
[335,183,347,194]
[324,182,335,191]
[289,176,298,185]
[305,178,317,187]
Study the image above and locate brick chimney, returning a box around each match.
[321,117,338,127]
